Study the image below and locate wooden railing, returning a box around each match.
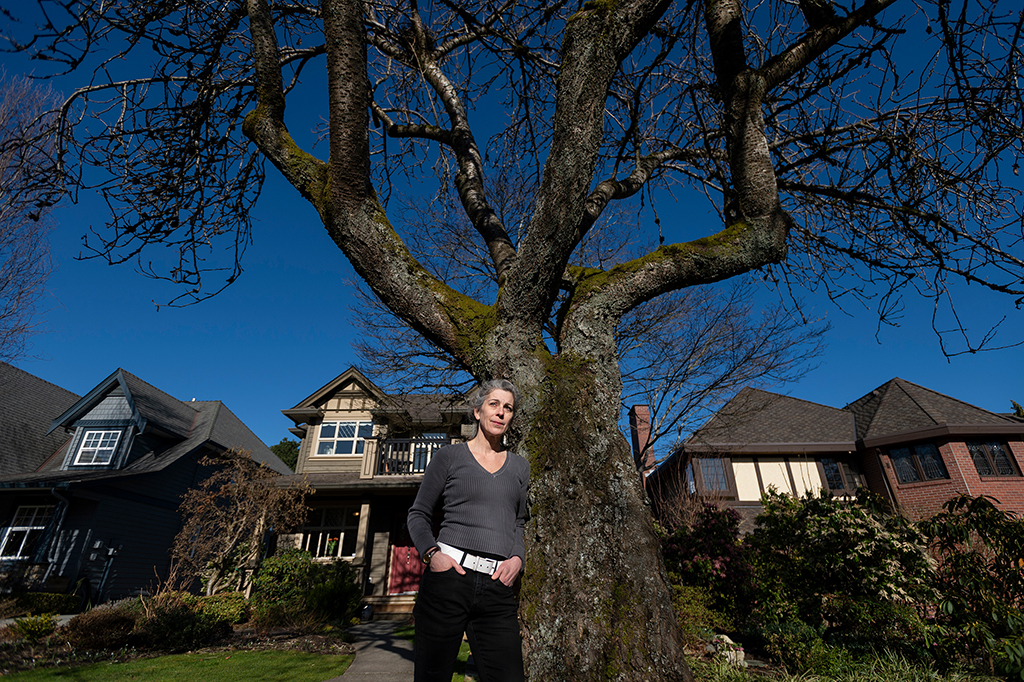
[375,438,450,475]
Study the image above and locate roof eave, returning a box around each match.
[681,442,857,455]
[861,423,1024,449]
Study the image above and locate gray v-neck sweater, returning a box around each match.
[408,442,530,561]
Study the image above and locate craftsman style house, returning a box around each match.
[0,363,289,602]
[276,367,471,618]
[647,378,1024,531]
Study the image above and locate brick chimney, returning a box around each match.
[628,405,655,477]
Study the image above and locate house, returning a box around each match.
[646,378,1024,531]
[0,363,290,603]
[276,367,470,618]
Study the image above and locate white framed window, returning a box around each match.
[74,430,121,465]
[1,505,55,559]
[303,507,361,558]
[316,421,373,456]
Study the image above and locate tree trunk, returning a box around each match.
[517,357,694,682]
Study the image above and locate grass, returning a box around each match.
[1,650,353,681]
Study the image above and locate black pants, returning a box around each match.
[413,566,524,682]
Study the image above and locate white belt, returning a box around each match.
[437,542,499,576]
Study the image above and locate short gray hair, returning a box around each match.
[469,379,520,420]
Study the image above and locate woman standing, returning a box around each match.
[407,379,530,682]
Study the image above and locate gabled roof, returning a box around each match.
[282,366,388,424]
[47,368,199,439]
[0,368,289,488]
[684,387,856,453]
[845,378,1017,442]
[672,378,1024,462]
[282,366,465,427]
[0,363,80,476]
[373,393,467,427]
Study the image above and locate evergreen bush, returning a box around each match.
[14,592,80,615]
[136,592,230,650]
[746,488,934,630]
[919,494,1024,678]
[661,503,756,621]
[8,613,58,643]
[669,583,733,650]
[196,591,249,624]
[251,549,362,629]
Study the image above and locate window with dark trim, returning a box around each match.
[302,507,360,558]
[688,457,736,499]
[889,443,949,484]
[821,458,864,492]
[967,441,1019,477]
[699,458,729,491]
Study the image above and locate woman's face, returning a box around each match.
[474,389,515,440]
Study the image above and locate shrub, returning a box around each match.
[820,594,929,659]
[195,591,249,624]
[305,559,362,623]
[14,592,80,615]
[670,583,733,650]
[9,585,77,614]
[661,503,756,622]
[251,550,362,629]
[746,488,934,630]
[9,613,58,643]
[64,606,140,650]
[919,494,1024,677]
[135,592,231,650]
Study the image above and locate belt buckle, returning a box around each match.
[480,557,498,575]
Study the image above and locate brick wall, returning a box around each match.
[880,439,1024,521]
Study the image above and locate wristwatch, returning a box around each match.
[422,546,440,565]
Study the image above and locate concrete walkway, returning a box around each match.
[328,620,479,681]
[327,620,414,681]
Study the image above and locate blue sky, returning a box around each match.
[4,19,1023,454]
[13,166,1023,453]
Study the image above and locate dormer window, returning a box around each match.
[75,430,121,465]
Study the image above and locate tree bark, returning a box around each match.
[517,355,694,681]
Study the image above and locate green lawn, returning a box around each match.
[2,650,353,681]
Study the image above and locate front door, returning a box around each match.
[387,520,424,595]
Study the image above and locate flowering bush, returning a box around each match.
[661,503,756,621]
[745,488,934,630]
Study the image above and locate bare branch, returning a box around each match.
[0,71,61,360]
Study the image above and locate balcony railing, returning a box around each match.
[376,438,450,475]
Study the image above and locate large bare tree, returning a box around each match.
[171,450,310,597]
[0,71,60,361]
[3,0,1023,679]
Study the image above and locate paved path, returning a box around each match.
[326,621,414,681]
